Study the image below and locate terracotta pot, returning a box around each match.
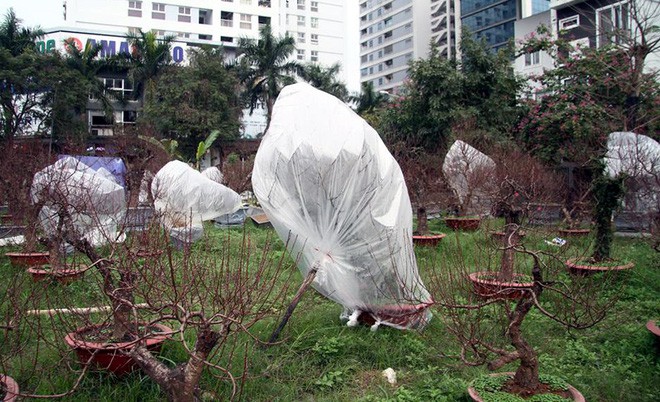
[558,228,590,237]
[64,323,172,376]
[445,217,481,231]
[467,372,585,402]
[357,302,433,329]
[5,252,50,267]
[468,272,534,300]
[565,258,634,276]
[412,233,446,247]
[0,374,19,402]
[27,265,85,285]
[490,231,526,244]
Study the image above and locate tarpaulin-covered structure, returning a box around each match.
[31,156,126,246]
[605,132,659,219]
[442,140,496,216]
[151,161,242,243]
[252,83,432,330]
[58,155,127,187]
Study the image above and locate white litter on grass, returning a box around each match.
[545,237,566,247]
[382,368,397,384]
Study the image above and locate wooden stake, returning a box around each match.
[268,266,318,345]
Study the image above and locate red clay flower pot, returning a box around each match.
[467,372,585,402]
[558,228,590,237]
[64,323,172,376]
[27,265,85,285]
[445,217,481,231]
[5,252,50,268]
[0,374,19,402]
[468,272,534,300]
[565,258,634,276]
[412,233,446,247]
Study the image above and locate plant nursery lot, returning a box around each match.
[1,219,658,401]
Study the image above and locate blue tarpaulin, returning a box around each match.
[58,155,127,187]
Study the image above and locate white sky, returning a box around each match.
[0,0,360,92]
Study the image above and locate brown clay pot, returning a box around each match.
[468,272,534,300]
[412,233,446,247]
[445,217,481,231]
[64,323,172,376]
[5,252,50,267]
[467,372,585,402]
[27,265,85,285]
[357,302,433,329]
[558,228,590,237]
[565,258,634,276]
[0,374,19,402]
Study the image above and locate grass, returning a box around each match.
[1,218,658,401]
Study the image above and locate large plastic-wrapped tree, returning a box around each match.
[253,83,432,331]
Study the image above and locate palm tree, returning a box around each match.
[299,62,349,101]
[125,29,175,105]
[63,40,117,119]
[237,24,301,131]
[349,81,388,115]
[0,8,43,56]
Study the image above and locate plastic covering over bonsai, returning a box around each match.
[151,160,242,243]
[605,131,660,215]
[252,83,433,330]
[442,140,496,216]
[31,156,126,246]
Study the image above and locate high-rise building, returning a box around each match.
[35,0,359,137]
[358,0,462,93]
[460,0,519,51]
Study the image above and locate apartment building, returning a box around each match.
[37,0,358,137]
[359,0,435,93]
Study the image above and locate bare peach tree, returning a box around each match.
[3,156,295,401]
[427,147,619,397]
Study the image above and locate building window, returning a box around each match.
[311,1,318,12]
[152,2,165,19]
[221,11,233,27]
[297,0,305,10]
[524,51,540,66]
[240,14,252,29]
[310,33,318,45]
[178,7,191,23]
[199,34,212,40]
[311,50,318,62]
[311,17,318,28]
[240,0,252,5]
[199,9,212,25]
[297,32,305,43]
[597,1,630,47]
[559,15,579,30]
[297,49,305,60]
[297,15,305,27]
[221,36,233,43]
[178,32,190,38]
[128,1,142,17]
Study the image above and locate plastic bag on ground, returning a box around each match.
[252,83,433,330]
[151,161,242,243]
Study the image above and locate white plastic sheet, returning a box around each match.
[605,131,660,213]
[31,156,126,246]
[442,140,496,215]
[252,83,432,330]
[201,166,224,184]
[151,161,242,242]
